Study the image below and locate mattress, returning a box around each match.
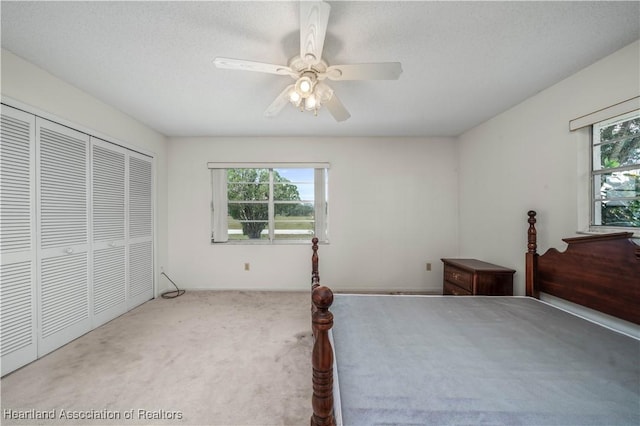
[330,295,640,425]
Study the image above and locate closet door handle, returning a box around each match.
[65,247,74,254]
[109,242,117,248]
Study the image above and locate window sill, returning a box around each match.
[211,239,329,245]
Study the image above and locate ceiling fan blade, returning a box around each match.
[214,57,294,76]
[323,62,403,80]
[300,1,331,65]
[264,85,295,118]
[324,92,351,122]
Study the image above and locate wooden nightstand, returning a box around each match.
[441,258,515,296]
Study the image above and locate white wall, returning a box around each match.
[0,49,170,294]
[7,36,636,298]
[458,40,640,295]
[167,137,458,292]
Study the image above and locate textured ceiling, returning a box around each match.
[2,1,639,137]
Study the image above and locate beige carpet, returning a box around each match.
[1,291,313,426]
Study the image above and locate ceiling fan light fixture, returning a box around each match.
[289,89,301,104]
[294,73,316,98]
[305,94,318,110]
[300,80,311,93]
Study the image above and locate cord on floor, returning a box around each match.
[160,272,186,299]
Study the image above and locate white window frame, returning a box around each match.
[590,110,639,233]
[574,99,640,238]
[209,162,329,244]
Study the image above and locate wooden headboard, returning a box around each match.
[526,210,640,325]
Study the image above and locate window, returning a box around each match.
[591,111,639,229]
[209,163,328,243]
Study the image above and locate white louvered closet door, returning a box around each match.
[0,105,37,376]
[91,138,127,327]
[127,152,153,309]
[36,118,91,356]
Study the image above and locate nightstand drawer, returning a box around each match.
[443,281,472,296]
[444,265,473,291]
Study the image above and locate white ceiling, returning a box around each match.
[2,1,639,138]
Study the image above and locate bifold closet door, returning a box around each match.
[127,152,153,309]
[0,105,37,376]
[91,138,127,327]
[36,118,91,357]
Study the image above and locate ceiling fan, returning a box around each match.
[213,1,402,122]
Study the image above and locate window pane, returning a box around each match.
[274,220,315,240]
[228,219,269,240]
[227,183,269,201]
[227,168,270,182]
[275,201,313,217]
[598,116,640,143]
[596,169,640,200]
[274,168,314,182]
[272,181,300,202]
[274,183,314,201]
[274,168,314,204]
[594,135,640,170]
[594,200,640,227]
[228,202,268,220]
[228,215,241,230]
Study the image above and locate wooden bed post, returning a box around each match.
[526,210,539,298]
[312,237,320,290]
[311,285,335,426]
[311,238,320,337]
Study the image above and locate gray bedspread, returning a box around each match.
[331,295,639,425]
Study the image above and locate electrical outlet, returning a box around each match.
[426,262,432,272]
[244,263,250,271]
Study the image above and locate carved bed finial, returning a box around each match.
[527,210,537,254]
[311,285,335,426]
